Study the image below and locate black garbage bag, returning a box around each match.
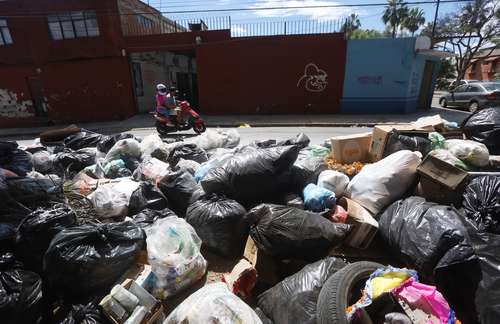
[463,176,500,234]
[245,204,352,261]
[290,150,327,193]
[0,149,33,177]
[254,307,273,324]
[16,203,77,272]
[96,133,135,154]
[0,253,43,324]
[201,146,300,207]
[258,257,346,324]
[158,170,201,217]
[0,224,16,253]
[131,208,177,229]
[167,143,208,165]
[0,141,18,159]
[53,302,106,324]
[379,196,476,276]
[53,148,96,174]
[383,131,432,158]
[186,194,247,257]
[64,131,104,150]
[277,133,311,149]
[128,182,169,216]
[32,150,54,174]
[44,221,145,299]
[6,176,63,208]
[462,107,500,155]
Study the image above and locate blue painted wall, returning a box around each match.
[340,37,440,114]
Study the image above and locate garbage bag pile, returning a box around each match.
[0,115,499,324]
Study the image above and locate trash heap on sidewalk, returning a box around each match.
[0,109,499,324]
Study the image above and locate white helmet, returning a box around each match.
[156,83,167,91]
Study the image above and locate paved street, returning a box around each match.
[12,126,372,147]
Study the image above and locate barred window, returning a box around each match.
[48,11,100,40]
[0,19,13,46]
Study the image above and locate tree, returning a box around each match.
[349,29,384,39]
[403,8,425,36]
[342,13,361,33]
[382,0,409,38]
[436,59,457,89]
[422,0,500,83]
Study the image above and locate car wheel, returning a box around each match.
[316,261,384,324]
[439,98,448,108]
[469,101,479,113]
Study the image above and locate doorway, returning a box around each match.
[27,76,47,117]
[418,61,435,110]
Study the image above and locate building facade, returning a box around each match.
[0,0,445,128]
[465,48,500,81]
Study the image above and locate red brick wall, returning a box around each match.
[196,34,347,114]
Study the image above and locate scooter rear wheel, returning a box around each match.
[193,122,206,134]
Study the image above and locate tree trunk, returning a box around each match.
[392,25,396,38]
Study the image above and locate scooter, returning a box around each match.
[152,101,206,136]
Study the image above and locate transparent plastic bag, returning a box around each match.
[445,139,490,167]
[133,158,170,184]
[429,149,470,170]
[140,134,169,161]
[105,139,141,163]
[164,283,262,324]
[145,216,207,299]
[192,129,241,151]
[88,178,140,218]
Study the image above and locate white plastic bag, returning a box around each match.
[317,170,350,197]
[32,150,53,174]
[445,139,489,167]
[346,150,421,215]
[140,134,168,160]
[146,217,207,299]
[192,129,240,151]
[105,139,141,163]
[88,178,139,218]
[164,283,262,324]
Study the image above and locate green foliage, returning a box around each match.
[403,8,426,36]
[382,0,409,38]
[349,29,384,39]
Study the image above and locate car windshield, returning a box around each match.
[483,83,500,91]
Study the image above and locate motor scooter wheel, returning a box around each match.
[156,120,171,136]
[193,121,206,134]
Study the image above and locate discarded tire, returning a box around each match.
[316,261,384,324]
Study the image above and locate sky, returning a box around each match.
[140,0,465,32]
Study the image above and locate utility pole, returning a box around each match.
[431,0,441,43]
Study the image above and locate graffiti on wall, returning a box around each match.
[0,89,34,118]
[357,76,383,85]
[297,63,328,92]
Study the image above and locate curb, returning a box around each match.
[0,122,412,138]
[0,122,404,138]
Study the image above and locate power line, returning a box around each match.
[0,0,473,17]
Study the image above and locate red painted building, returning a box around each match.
[0,0,348,127]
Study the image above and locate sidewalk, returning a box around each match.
[0,106,470,138]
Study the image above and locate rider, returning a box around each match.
[167,86,184,124]
[155,84,176,126]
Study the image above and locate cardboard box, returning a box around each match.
[338,197,379,249]
[416,154,468,205]
[243,237,279,285]
[412,114,444,130]
[368,124,432,162]
[100,278,163,324]
[330,133,372,164]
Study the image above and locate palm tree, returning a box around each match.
[403,8,426,36]
[382,0,409,38]
[342,13,361,36]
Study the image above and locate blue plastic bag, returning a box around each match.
[303,183,336,212]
